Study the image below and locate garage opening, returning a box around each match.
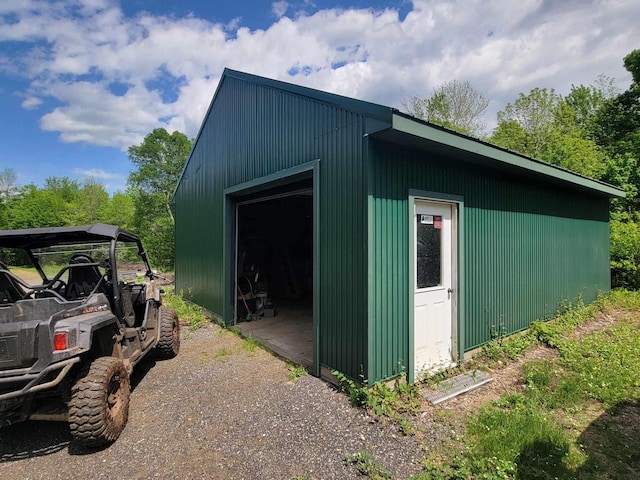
[233,180,314,368]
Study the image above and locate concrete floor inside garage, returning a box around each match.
[233,300,313,368]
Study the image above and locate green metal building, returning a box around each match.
[173,68,624,384]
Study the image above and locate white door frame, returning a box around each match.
[408,190,464,383]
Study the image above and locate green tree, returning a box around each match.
[490,87,609,178]
[128,128,192,225]
[42,177,111,225]
[592,50,640,212]
[0,168,20,228]
[489,119,529,155]
[403,80,489,137]
[492,88,562,158]
[594,50,640,153]
[6,184,68,229]
[564,75,618,135]
[99,192,135,229]
[610,218,640,289]
[541,129,606,179]
[45,177,81,204]
[78,178,109,224]
[0,168,19,201]
[127,128,192,269]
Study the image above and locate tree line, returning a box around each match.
[0,128,191,270]
[1,50,637,283]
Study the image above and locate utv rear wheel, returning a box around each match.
[69,357,130,447]
[156,307,180,359]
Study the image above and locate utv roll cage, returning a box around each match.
[0,224,154,323]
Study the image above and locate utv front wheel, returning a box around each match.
[156,307,180,359]
[69,357,130,447]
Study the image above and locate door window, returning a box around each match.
[416,214,442,288]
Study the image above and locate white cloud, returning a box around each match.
[73,167,123,180]
[1,0,639,147]
[21,96,42,109]
[272,1,289,18]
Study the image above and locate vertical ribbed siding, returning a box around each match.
[367,141,610,382]
[318,110,368,379]
[174,76,370,381]
[367,144,409,382]
[464,186,609,349]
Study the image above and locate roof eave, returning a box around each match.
[382,112,625,198]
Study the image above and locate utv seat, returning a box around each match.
[65,255,104,301]
[0,262,25,304]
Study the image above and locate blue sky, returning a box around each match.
[1,0,639,194]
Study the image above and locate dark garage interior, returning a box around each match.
[233,184,314,368]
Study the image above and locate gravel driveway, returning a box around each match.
[0,324,424,479]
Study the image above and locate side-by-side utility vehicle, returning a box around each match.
[0,224,180,446]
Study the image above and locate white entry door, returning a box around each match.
[413,200,455,378]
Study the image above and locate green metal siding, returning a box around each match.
[368,140,610,382]
[174,74,379,380]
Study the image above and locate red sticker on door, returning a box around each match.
[433,215,442,229]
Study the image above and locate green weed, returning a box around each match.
[398,417,414,436]
[418,452,516,480]
[163,288,209,330]
[287,363,307,381]
[345,451,392,480]
[242,335,259,354]
[332,370,369,407]
[476,329,536,365]
[213,347,231,359]
[332,370,420,417]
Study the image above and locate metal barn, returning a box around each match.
[173,69,623,384]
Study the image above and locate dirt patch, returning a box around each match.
[566,311,617,341]
[427,345,559,418]
[438,307,629,420]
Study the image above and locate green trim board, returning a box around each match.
[224,161,318,197]
[390,113,624,198]
[223,159,321,377]
[408,190,465,384]
[312,160,321,375]
[365,135,375,384]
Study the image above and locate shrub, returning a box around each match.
[610,218,640,289]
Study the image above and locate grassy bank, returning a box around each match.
[417,290,640,479]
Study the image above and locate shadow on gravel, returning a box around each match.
[0,421,70,462]
[1,353,158,460]
[130,353,156,391]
